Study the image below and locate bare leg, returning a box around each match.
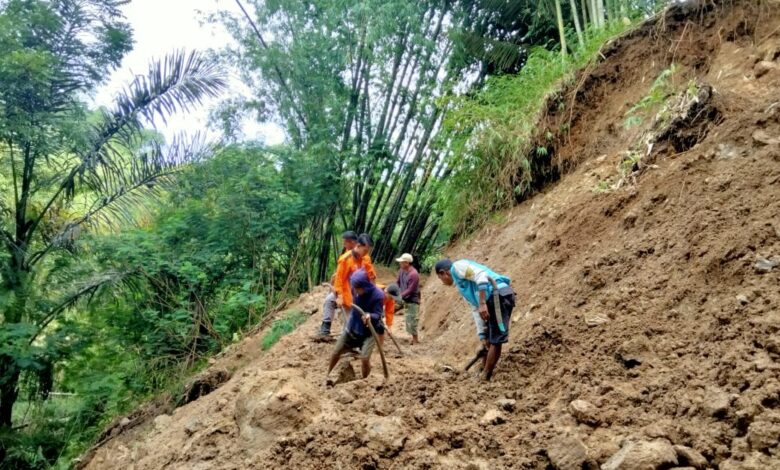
[412,334,419,345]
[482,344,502,381]
[327,347,349,376]
[360,358,371,378]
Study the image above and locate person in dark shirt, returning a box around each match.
[326,269,385,379]
[395,253,421,344]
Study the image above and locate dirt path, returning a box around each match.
[83,2,780,469]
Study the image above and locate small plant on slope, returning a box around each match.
[262,311,307,350]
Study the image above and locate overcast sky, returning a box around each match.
[92,0,285,145]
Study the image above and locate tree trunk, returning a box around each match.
[596,0,605,28]
[581,0,590,29]
[569,0,585,48]
[589,0,601,28]
[554,0,568,59]
[373,111,440,262]
[0,244,30,429]
[0,357,20,428]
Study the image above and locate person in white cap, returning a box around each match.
[395,253,421,345]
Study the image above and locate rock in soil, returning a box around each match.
[365,415,406,456]
[615,337,655,369]
[479,409,505,426]
[720,452,777,470]
[746,410,780,452]
[184,417,203,436]
[569,399,600,425]
[673,445,708,469]
[754,256,779,273]
[495,398,517,412]
[180,368,231,405]
[701,387,730,418]
[546,435,589,470]
[601,439,678,470]
[754,60,777,78]
[332,361,357,386]
[153,414,172,432]
[334,389,355,404]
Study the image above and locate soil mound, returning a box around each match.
[82,1,780,469]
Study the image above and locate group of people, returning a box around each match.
[321,230,516,382]
[320,231,420,379]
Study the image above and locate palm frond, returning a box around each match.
[452,29,528,71]
[30,268,139,345]
[29,51,225,244]
[30,133,210,266]
[82,50,226,169]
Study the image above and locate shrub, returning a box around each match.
[261,311,307,350]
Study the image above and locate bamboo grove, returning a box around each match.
[219,0,667,279]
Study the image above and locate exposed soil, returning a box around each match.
[82,1,780,469]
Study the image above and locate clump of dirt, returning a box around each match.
[179,367,231,406]
[82,1,780,469]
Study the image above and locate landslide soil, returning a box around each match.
[83,1,780,469]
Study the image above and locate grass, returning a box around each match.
[441,22,634,238]
[592,180,612,194]
[261,310,306,350]
[623,63,680,128]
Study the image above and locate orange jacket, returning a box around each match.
[383,295,395,328]
[376,283,396,328]
[333,250,376,308]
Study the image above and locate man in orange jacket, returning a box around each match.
[333,234,376,310]
[318,231,359,337]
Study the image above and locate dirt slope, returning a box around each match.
[83,1,780,469]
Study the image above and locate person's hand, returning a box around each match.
[478,302,488,321]
[481,338,489,350]
[336,296,344,307]
[362,314,370,326]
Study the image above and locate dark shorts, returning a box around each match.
[487,287,516,344]
[335,330,376,358]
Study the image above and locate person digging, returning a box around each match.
[326,269,385,382]
[434,259,516,381]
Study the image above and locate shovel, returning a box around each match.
[464,346,488,372]
[383,325,404,356]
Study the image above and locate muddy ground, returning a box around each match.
[82,1,780,469]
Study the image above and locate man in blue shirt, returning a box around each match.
[434,259,516,381]
[326,269,385,379]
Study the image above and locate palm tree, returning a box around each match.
[0,0,225,433]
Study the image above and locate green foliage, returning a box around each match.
[440,23,629,237]
[591,180,612,194]
[262,311,306,350]
[88,144,322,368]
[619,150,642,177]
[624,63,679,128]
[0,1,226,467]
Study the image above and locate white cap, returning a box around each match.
[395,253,413,263]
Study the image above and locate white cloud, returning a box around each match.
[91,0,285,145]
